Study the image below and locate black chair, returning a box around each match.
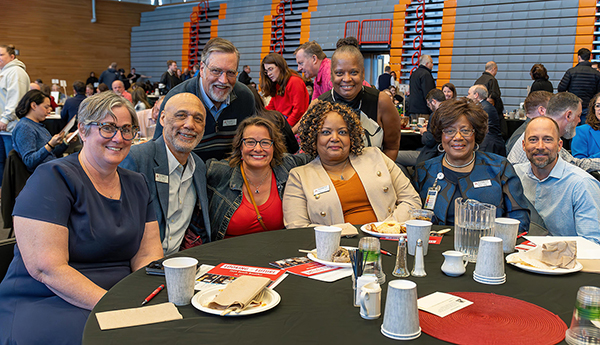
[1,150,32,238]
[0,237,16,283]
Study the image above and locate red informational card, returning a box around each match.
[284,261,341,277]
[196,263,286,289]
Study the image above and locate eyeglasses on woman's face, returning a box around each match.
[242,138,274,149]
[442,128,475,138]
[89,122,139,141]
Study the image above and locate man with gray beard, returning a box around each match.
[508,92,600,172]
[514,116,600,243]
[121,93,212,255]
[153,37,255,161]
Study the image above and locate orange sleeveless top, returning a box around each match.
[332,173,377,224]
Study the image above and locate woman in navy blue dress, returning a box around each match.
[0,92,164,344]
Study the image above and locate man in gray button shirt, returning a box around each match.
[121,92,211,255]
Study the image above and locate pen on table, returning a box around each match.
[380,249,394,256]
[141,284,165,306]
[517,231,528,239]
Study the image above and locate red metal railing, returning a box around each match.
[360,19,392,44]
[270,1,286,54]
[344,20,360,40]
[188,0,209,67]
[410,0,425,75]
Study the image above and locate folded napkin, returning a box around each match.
[332,222,359,237]
[507,241,577,269]
[96,302,183,330]
[207,275,270,312]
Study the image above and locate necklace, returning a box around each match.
[444,152,475,169]
[327,159,350,180]
[247,170,270,193]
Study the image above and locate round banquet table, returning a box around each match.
[83,226,592,344]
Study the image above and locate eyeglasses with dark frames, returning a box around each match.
[89,122,139,141]
[242,138,274,149]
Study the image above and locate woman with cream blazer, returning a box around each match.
[283,147,421,228]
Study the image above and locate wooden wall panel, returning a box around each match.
[0,0,154,90]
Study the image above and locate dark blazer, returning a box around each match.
[120,136,212,244]
[479,99,506,156]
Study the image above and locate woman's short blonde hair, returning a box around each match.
[78,91,138,137]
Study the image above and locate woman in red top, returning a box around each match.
[260,53,309,127]
[206,116,310,240]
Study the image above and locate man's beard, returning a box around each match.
[529,150,557,169]
[562,121,577,140]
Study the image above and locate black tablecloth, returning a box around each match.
[505,119,525,139]
[400,132,423,151]
[83,227,595,344]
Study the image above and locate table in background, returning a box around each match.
[400,130,423,151]
[505,118,525,139]
[83,227,588,344]
[42,113,64,136]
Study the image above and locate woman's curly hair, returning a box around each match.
[430,97,488,145]
[298,101,364,157]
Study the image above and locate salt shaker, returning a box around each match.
[392,237,410,277]
[411,239,427,277]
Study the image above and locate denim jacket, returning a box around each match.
[206,153,311,240]
[414,151,531,233]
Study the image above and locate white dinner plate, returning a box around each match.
[360,222,407,239]
[191,285,281,316]
[505,253,583,275]
[306,246,355,268]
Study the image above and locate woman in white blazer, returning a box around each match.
[283,101,421,228]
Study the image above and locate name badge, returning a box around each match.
[424,188,438,210]
[223,119,237,126]
[313,185,330,196]
[155,173,169,184]
[473,180,492,188]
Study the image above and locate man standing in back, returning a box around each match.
[61,80,86,127]
[377,65,393,91]
[467,84,505,156]
[98,62,119,87]
[295,41,331,100]
[153,37,255,161]
[160,60,182,93]
[406,55,436,119]
[557,48,600,124]
[121,93,212,254]
[238,65,252,85]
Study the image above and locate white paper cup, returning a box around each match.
[314,226,342,261]
[381,280,421,340]
[406,220,432,256]
[474,236,505,279]
[418,117,425,125]
[494,218,520,253]
[163,257,198,306]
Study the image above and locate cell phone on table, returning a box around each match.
[145,259,166,276]
[145,258,202,276]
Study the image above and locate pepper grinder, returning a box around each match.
[411,239,427,277]
[392,237,410,277]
